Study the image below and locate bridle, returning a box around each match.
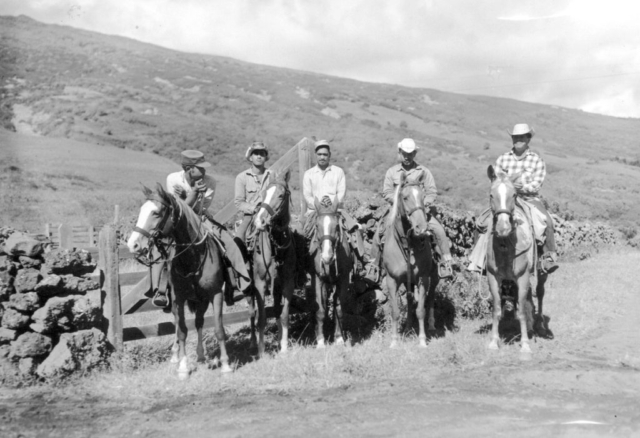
[132,197,207,269]
[399,181,429,239]
[257,182,291,230]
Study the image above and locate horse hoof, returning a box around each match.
[488,341,499,350]
[419,340,427,348]
[335,337,345,346]
[220,364,233,373]
[521,345,532,355]
[316,340,325,349]
[390,340,398,349]
[170,356,179,364]
[177,371,190,380]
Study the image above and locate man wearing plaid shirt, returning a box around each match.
[468,124,558,274]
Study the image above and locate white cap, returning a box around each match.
[507,124,535,137]
[398,138,418,153]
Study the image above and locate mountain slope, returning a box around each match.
[2,15,640,229]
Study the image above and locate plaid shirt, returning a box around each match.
[495,148,546,196]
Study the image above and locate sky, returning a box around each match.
[3,0,640,118]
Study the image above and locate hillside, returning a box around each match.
[2,15,640,230]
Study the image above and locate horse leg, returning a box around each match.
[195,300,208,363]
[169,297,180,363]
[426,268,438,333]
[174,301,190,380]
[333,273,349,346]
[314,274,327,349]
[416,277,428,348]
[213,291,232,372]
[487,274,502,350]
[535,273,548,337]
[387,275,401,348]
[517,273,533,358]
[279,278,293,353]
[253,277,267,358]
[404,283,416,336]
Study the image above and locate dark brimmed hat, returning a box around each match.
[245,141,269,161]
[181,150,211,168]
[314,139,331,152]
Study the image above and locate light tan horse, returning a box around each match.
[383,172,439,348]
[127,184,232,379]
[485,165,539,358]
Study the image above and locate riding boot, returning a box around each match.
[539,251,559,274]
[151,262,171,308]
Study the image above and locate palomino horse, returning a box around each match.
[127,184,232,379]
[252,169,297,355]
[310,196,353,348]
[485,165,542,358]
[383,172,439,348]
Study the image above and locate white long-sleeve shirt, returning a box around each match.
[302,164,346,211]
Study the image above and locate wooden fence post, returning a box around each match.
[99,224,123,350]
[58,223,72,249]
[298,138,313,214]
[114,205,119,224]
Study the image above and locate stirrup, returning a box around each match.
[539,258,559,274]
[151,289,170,308]
[438,261,453,279]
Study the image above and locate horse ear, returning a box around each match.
[141,184,153,198]
[314,196,322,212]
[487,165,497,181]
[330,196,339,212]
[399,171,407,186]
[277,168,291,184]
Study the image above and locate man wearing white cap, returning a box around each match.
[366,138,454,282]
[468,124,558,274]
[151,149,252,308]
[234,141,272,244]
[302,140,362,248]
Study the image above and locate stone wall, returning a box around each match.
[0,227,111,381]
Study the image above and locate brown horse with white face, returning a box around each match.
[252,169,297,355]
[310,196,353,348]
[383,172,439,348]
[127,184,231,379]
[486,165,538,358]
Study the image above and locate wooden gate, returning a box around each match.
[93,137,314,350]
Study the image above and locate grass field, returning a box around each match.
[3,245,636,400]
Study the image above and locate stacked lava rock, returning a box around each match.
[551,214,618,255]
[0,227,111,381]
[346,196,476,258]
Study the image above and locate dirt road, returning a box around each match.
[2,256,640,438]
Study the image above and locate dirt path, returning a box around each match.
[2,255,640,438]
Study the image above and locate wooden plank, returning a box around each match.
[59,223,72,249]
[120,271,148,287]
[297,137,314,214]
[121,274,152,315]
[123,306,292,342]
[213,137,309,225]
[100,225,123,350]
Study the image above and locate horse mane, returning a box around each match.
[387,183,403,228]
[153,183,206,240]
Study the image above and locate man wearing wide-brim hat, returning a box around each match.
[150,149,252,308]
[365,138,454,282]
[468,124,558,274]
[234,141,272,244]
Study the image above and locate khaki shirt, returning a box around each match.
[234,168,272,214]
[303,165,346,211]
[382,163,437,205]
[166,171,216,214]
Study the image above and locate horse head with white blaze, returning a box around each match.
[487,165,521,238]
[254,169,291,232]
[314,195,340,265]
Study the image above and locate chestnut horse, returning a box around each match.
[127,184,231,379]
[252,169,297,355]
[485,165,542,358]
[310,196,353,348]
[383,172,439,348]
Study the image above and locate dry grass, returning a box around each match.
[3,247,638,402]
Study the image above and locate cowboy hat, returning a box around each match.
[398,138,418,153]
[181,150,211,168]
[507,124,535,137]
[245,141,269,161]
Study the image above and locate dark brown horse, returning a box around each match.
[127,184,231,379]
[310,196,353,348]
[486,165,542,358]
[383,172,439,348]
[252,169,297,355]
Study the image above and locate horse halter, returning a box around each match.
[316,212,340,247]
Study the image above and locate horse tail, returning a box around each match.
[386,183,403,229]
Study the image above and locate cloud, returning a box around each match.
[2,0,640,117]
